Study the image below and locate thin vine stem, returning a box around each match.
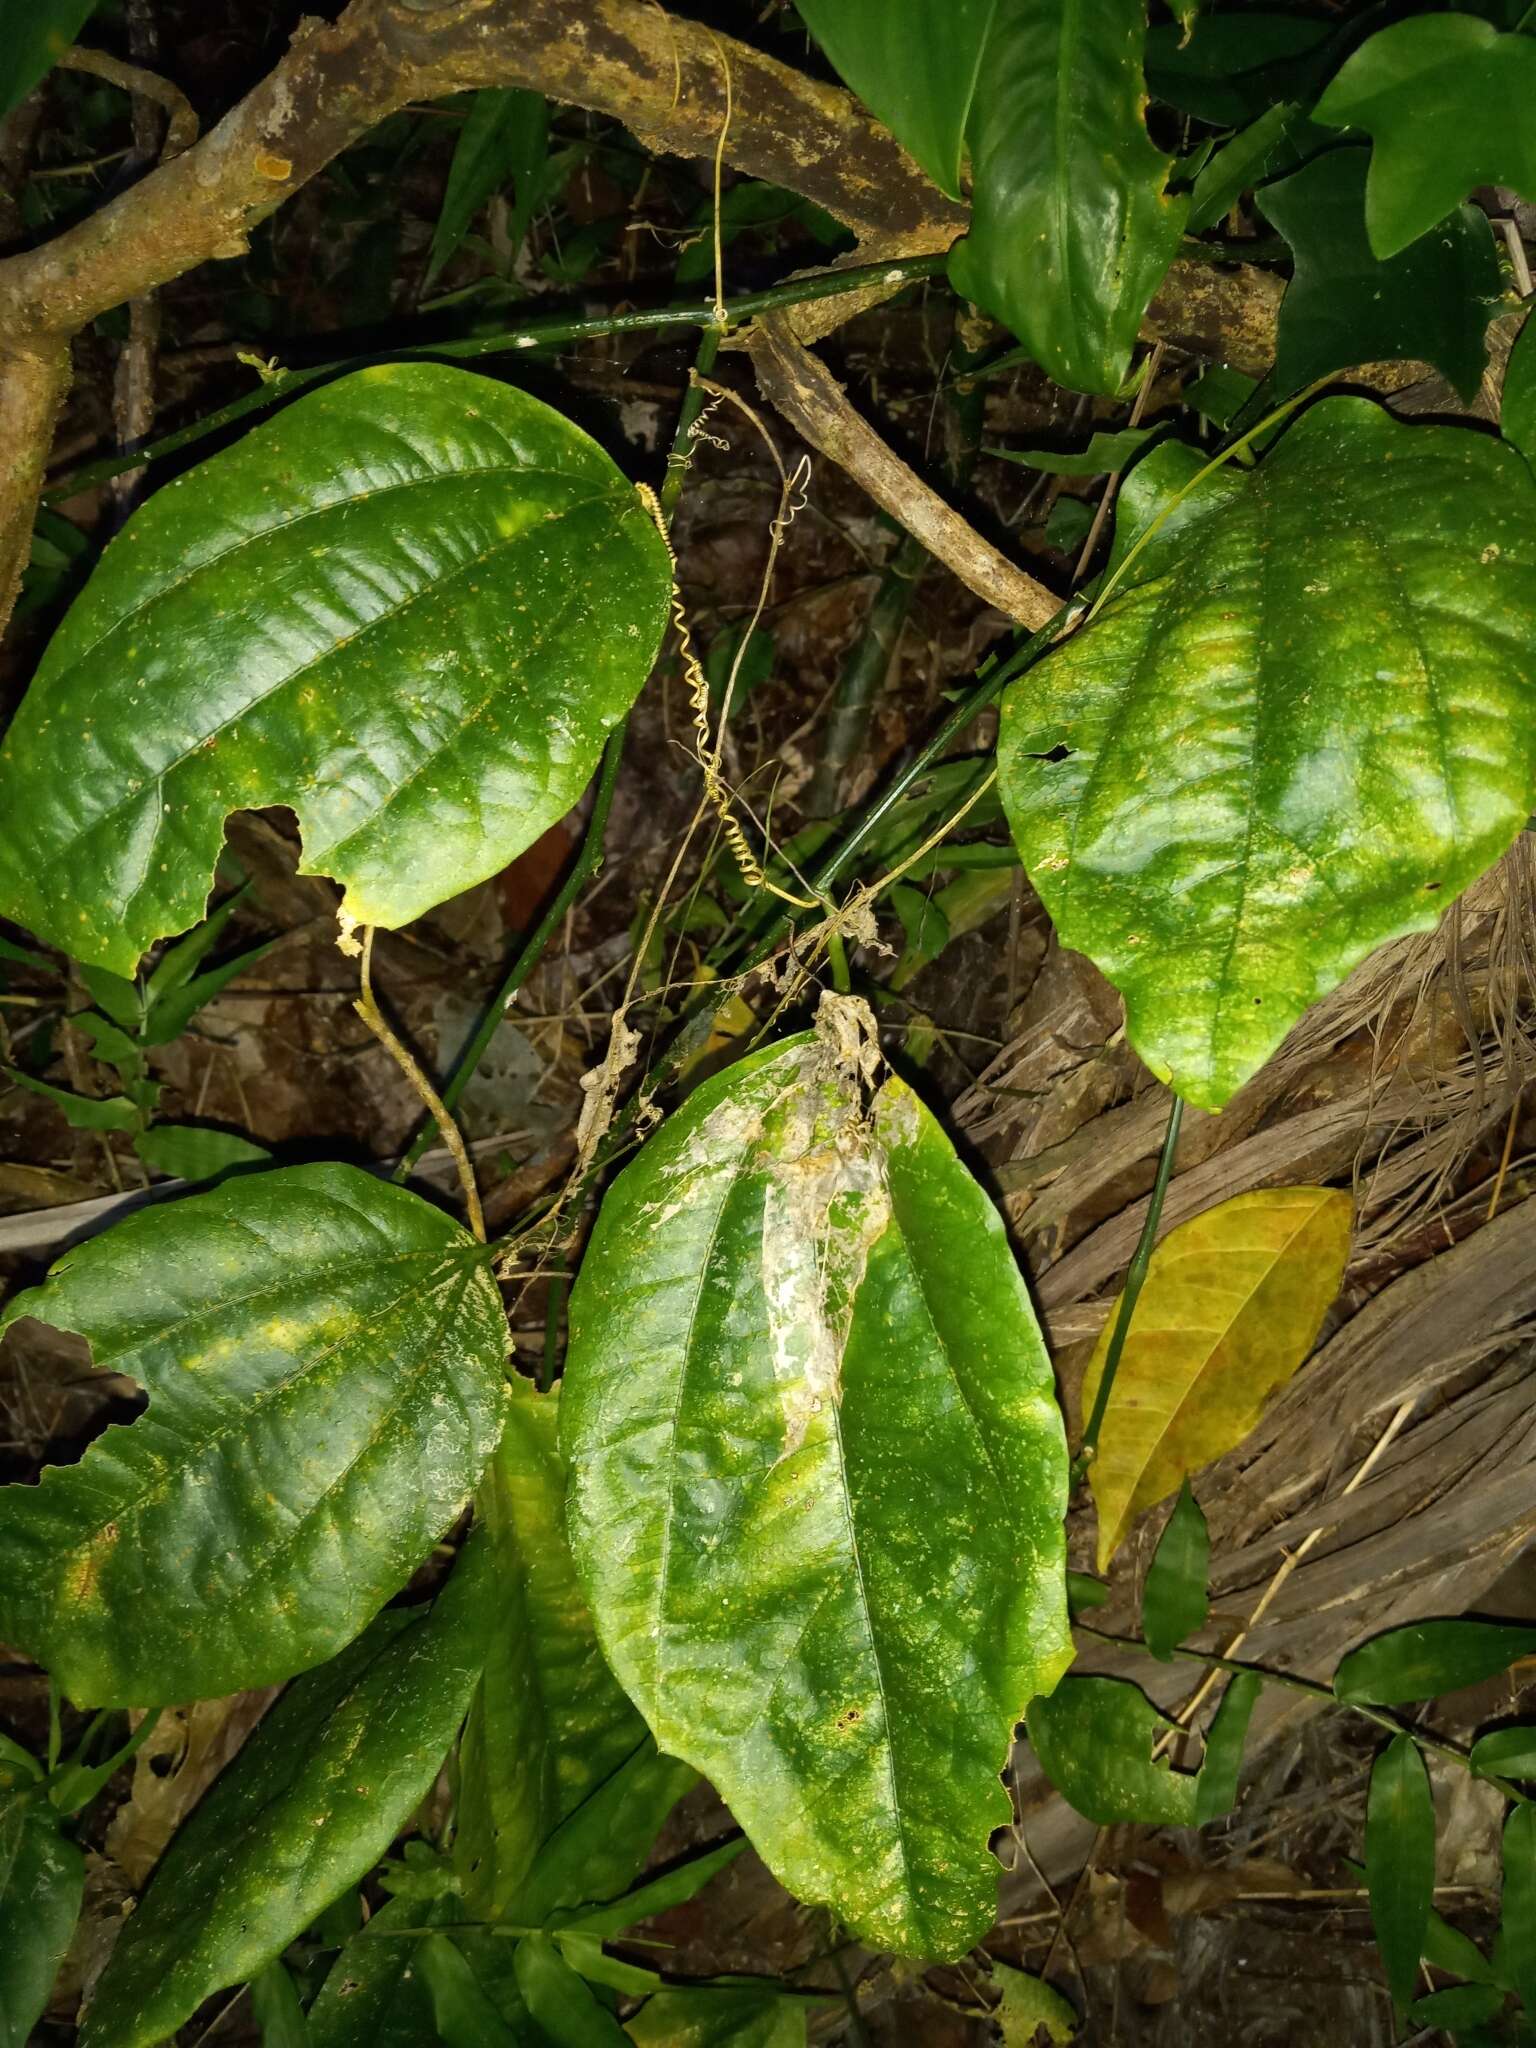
[45,254,945,505]
[1074,1622,1533,1807]
[1073,1093,1184,1482]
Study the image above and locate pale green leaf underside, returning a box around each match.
[80,1546,492,2048]
[998,399,1536,1109]
[0,1162,509,1706]
[561,1000,1070,1960]
[0,362,672,973]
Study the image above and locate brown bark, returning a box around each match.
[0,342,71,631]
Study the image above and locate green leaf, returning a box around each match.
[1261,147,1499,402]
[1186,101,1300,234]
[139,937,277,1046]
[514,1933,627,2047]
[3,1067,140,1131]
[1141,1479,1209,1661]
[131,1121,271,1182]
[0,0,97,116]
[426,89,550,286]
[0,932,54,975]
[1471,1726,1536,1782]
[80,1550,492,2048]
[561,994,1070,1960]
[1044,496,1096,555]
[1424,1903,1500,1989]
[0,1794,84,2048]
[0,1735,44,1791]
[143,886,249,1005]
[0,1161,509,1706]
[454,1378,692,1922]
[1082,1189,1351,1567]
[1335,1621,1536,1707]
[78,964,143,1033]
[992,1961,1078,2045]
[1365,1733,1435,2021]
[250,1963,310,2048]
[991,428,1160,479]
[1410,1983,1505,2032]
[0,364,672,975]
[626,1988,807,2048]
[1314,15,1536,261]
[1065,1571,1109,1617]
[75,1011,145,1085]
[1026,1675,1199,1827]
[307,1894,457,2048]
[948,0,1188,396]
[1502,1804,1536,2017]
[514,1742,696,1932]
[1145,14,1335,127]
[1503,312,1536,471]
[997,397,1536,1109]
[416,1936,526,2048]
[1181,366,1258,428]
[556,1836,745,1942]
[794,0,993,200]
[1193,1669,1261,1824]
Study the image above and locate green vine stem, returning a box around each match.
[1073,1092,1184,1484]
[45,254,945,506]
[1075,1622,1533,1808]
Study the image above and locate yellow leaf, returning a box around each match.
[1083,1186,1351,1569]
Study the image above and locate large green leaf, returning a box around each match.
[1335,1619,1536,1707]
[1364,1733,1434,2021]
[1314,15,1536,261]
[307,1894,458,2048]
[1260,147,1499,401]
[0,364,672,974]
[79,1547,491,2048]
[561,995,1071,1959]
[454,1378,693,1921]
[795,0,992,200]
[0,1794,84,2048]
[997,399,1536,1109]
[948,0,1187,396]
[0,1162,509,1706]
[1026,1676,1199,1826]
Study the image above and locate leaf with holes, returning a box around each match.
[561,994,1071,1960]
[79,1541,492,2048]
[0,363,672,974]
[1081,1187,1350,1569]
[453,1376,694,1923]
[0,1162,509,1706]
[997,399,1536,1108]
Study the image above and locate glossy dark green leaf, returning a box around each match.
[0,1161,509,1705]
[1365,1733,1435,2020]
[426,89,549,287]
[1336,1621,1536,1707]
[1471,1727,1536,1782]
[307,1894,457,2048]
[1182,366,1258,428]
[0,1794,84,2048]
[1044,497,1096,555]
[514,1934,626,2046]
[1027,1676,1199,1827]
[1502,1804,1536,2017]
[1141,1480,1209,1662]
[0,364,672,974]
[1315,15,1536,261]
[3,1068,140,1131]
[131,1121,271,1182]
[1145,14,1334,127]
[626,1988,806,2048]
[250,1963,309,2048]
[1260,147,1499,400]
[1410,1983,1505,2032]
[454,1378,692,1922]
[1504,313,1536,472]
[794,0,992,200]
[562,995,1070,1959]
[417,1936,527,2048]
[991,428,1160,478]
[1186,102,1300,234]
[997,398,1536,1110]
[0,0,97,115]
[949,0,1187,396]
[1193,1669,1261,1824]
[79,1543,491,2048]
